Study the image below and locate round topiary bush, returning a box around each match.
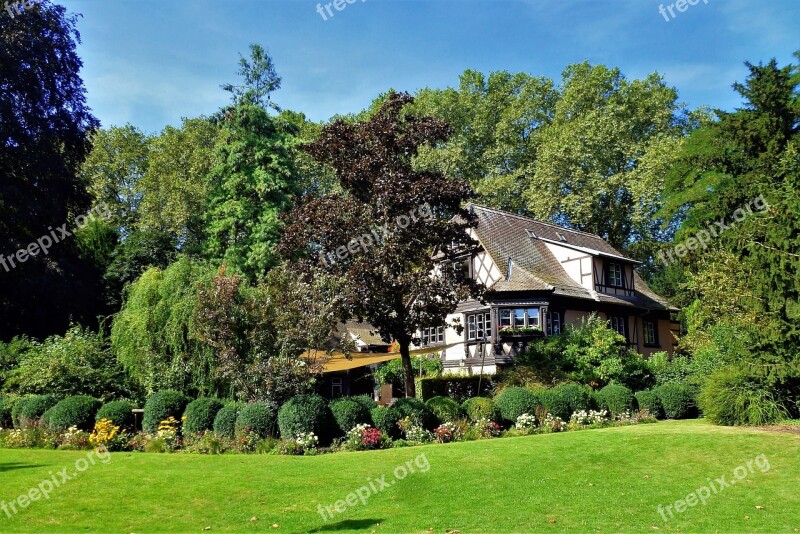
[183,398,225,434]
[425,396,462,423]
[461,397,500,422]
[655,383,697,419]
[541,383,593,420]
[349,395,376,412]
[596,383,635,415]
[330,397,372,435]
[12,394,60,428]
[235,402,277,438]
[392,397,438,430]
[41,395,101,431]
[278,394,336,444]
[96,400,136,430]
[635,390,665,419]
[142,390,190,433]
[495,387,541,424]
[371,406,401,439]
[213,402,244,438]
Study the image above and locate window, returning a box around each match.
[421,326,445,346]
[467,312,490,341]
[643,321,657,346]
[331,378,343,398]
[499,308,540,329]
[548,311,561,335]
[608,263,623,287]
[526,308,540,327]
[609,316,627,338]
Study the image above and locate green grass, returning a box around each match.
[1,420,799,532]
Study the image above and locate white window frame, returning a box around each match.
[467,312,490,341]
[610,316,627,338]
[608,263,623,288]
[549,311,561,335]
[643,320,657,345]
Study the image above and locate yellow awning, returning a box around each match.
[309,343,461,373]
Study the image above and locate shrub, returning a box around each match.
[698,367,790,426]
[142,390,190,433]
[183,398,225,434]
[495,387,541,424]
[277,394,335,444]
[349,395,376,412]
[41,395,101,431]
[0,396,19,428]
[12,394,60,428]
[235,402,277,438]
[596,384,635,415]
[540,383,593,420]
[371,406,402,439]
[426,396,463,423]
[330,397,372,435]
[634,390,664,419]
[461,397,500,423]
[213,402,244,438]
[392,397,438,430]
[417,376,495,402]
[655,383,697,419]
[95,400,136,430]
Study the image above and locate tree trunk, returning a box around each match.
[400,339,416,398]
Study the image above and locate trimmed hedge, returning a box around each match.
[330,397,372,435]
[42,395,101,432]
[12,394,60,428]
[213,402,244,438]
[418,376,495,402]
[596,384,635,415]
[235,402,276,439]
[95,400,136,429]
[142,390,190,433]
[541,383,593,420]
[392,397,438,430]
[495,387,542,424]
[183,398,225,434]
[349,395,376,412]
[461,397,500,423]
[635,390,665,419]
[278,394,336,444]
[371,406,402,439]
[655,383,697,419]
[426,396,462,423]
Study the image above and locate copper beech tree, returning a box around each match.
[279,92,484,397]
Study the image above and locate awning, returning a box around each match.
[317,343,461,373]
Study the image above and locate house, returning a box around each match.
[319,204,679,397]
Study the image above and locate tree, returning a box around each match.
[280,92,484,397]
[221,43,282,111]
[1,1,103,340]
[202,103,299,281]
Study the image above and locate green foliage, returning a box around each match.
[495,387,541,424]
[213,402,244,438]
[417,375,494,402]
[142,390,190,433]
[461,397,501,423]
[375,356,443,387]
[329,397,372,435]
[698,367,790,426]
[0,396,19,428]
[235,402,277,439]
[1,326,136,402]
[12,394,60,428]
[41,395,101,432]
[183,398,225,434]
[596,384,635,415]
[654,383,697,420]
[540,383,594,420]
[425,396,463,423]
[634,390,665,419]
[349,395,376,412]
[277,394,335,444]
[371,406,402,439]
[111,257,217,396]
[392,397,439,430]
[95,400,136,430]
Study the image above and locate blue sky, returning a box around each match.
[59,0,799,133]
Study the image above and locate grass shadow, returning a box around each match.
[308,519,384,532]
[0,462,41,473]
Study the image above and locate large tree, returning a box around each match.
[1,1,102,340]
[280,92,484,397]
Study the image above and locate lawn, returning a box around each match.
[0,420,799,533]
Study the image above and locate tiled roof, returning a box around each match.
[468,203,675,311]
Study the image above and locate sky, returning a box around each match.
[57,0,800,134]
